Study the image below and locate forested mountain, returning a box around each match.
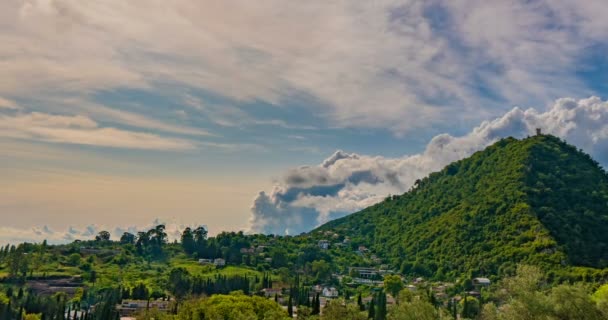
[317,134,608,279]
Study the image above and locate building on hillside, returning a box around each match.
[116,300,170,317]
[349,267,378,279]
[213,258,226,267]
[262,288,282,297]
[240,247,255,254]
[198,259,212,265]
[472,277,491,289]
[322,287,339,298]
[318,240,330,250]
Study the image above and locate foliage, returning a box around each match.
[318,135,608,279]
[383,275,404,298]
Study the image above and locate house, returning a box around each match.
[318,240,330,250]
[357,246,369,253]
[472,277,491,289]
[240,247,255,254]
[198,259,213,265]
[116,300,170,317]
[262,288,282,297]
[213,258,226,267]
[322,287,339,298]
[264,257,273,263]
[349,267,378,279]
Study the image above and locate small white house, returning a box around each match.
[213,258,226,267]
[262,288,282,297]
[472,277,491,287]
[198,259,212,265]
[322,287,339,298]
[318,240,330,250]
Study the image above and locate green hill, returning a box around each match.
[317,135,608,279]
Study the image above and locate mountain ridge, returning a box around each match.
[316,134,608,279]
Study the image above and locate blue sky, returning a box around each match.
[2,0,608,243]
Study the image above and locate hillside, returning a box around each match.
[317,135,608,279]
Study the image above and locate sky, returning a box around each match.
[2,0,608,244]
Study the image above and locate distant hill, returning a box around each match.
[316,135,608,279]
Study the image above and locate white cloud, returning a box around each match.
[0,219,205,246]
[249,96,608,234]
[1,1,607,134]
[0,111,196,150]
[0,96,20,110]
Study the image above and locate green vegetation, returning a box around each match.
[319,135,608,280]
[0,135,608,319]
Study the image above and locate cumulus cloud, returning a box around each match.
[0,110,196,150]
[1,1,607,134]
[249,97,608,235]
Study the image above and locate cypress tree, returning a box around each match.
[358,293,365,311]
[287,295,293,318]
[368,298,375,319]
[462,292,469,319]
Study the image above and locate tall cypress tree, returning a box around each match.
[368,298,375,319]
[287,295,293,318]
[358,293,365,311]
[462,292,469,319]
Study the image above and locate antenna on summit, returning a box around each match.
[536,128,542,136]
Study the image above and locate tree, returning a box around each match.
[311,260,332,282]
[180,228,196,255]
[383,275,404,299]
[322,299,366,320]
[95,231,111,242]
[459,296,479,319]
[167,268,192,307]
[388,297,437,320]
[375,291,387,320]
[119,232,135,245]
[592,284,608,318]
[287,295,293,318]
[358,293,365,311]
[67,253,81,267]
[550,284,602,320]
[368,298,375,319]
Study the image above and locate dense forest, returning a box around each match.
[319,135,608,280]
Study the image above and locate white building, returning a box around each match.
[213,258,226,267]
[318,240,330,250]
[322,287,339,298]
[472,277,491,287]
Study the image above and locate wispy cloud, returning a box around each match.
[0,96,20,110]
[1,1,606,134]
[0,111,196,150]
